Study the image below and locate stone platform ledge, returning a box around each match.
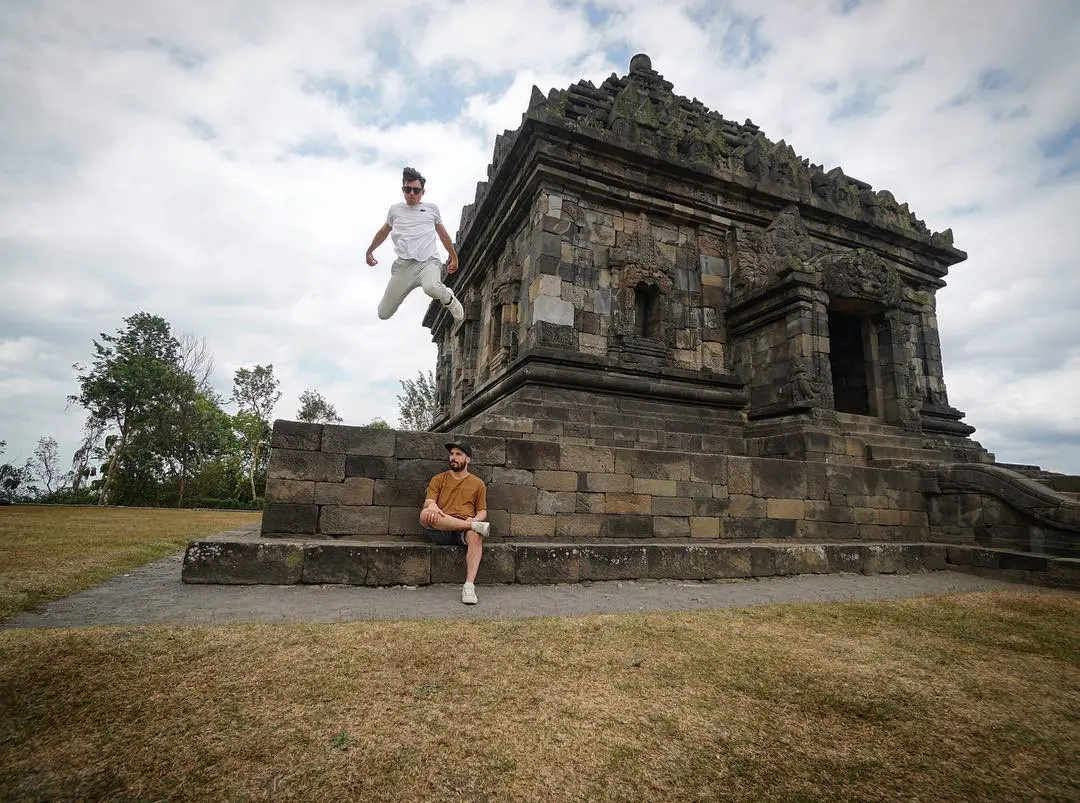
[180,539,1053,588]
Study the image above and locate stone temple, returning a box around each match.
[184,55,1078,589]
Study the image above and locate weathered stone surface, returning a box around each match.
[509,514,557,538]
[862,544,904,574]
[633,477,678,496]
[492,467,535,485]
[580,472,633,493]
[365,546,430,585]
[373,479,427,508]
[516,545,580,583]
[487,483,538,513]
[690,516,720,539]
[262,504,317,534]
[653,516,691,538]
[561,444,615,472]
[605,493,651,514]
[578,545,648,580]
[183,540,304,584]
[600,514,653,538]
[946,546,1000,569]
[537,490,577,514]
[534,470,578,491]
[754,459,808,498]
[345,455,397,479]
[825,544,864,573]
[322,425,395,456]
[302,544,370,584]
[314,477,375,506]
[615,449,691,481]
[269,450,346,482]
[774,544,830,575]
[506,440,561,470]
[724,517,797,540]
[389,506,421,536]
[651,496,695,516]
[690,453,727,484]
[265,478,315,505]
[271,420,323,452]
[319,505,391,536]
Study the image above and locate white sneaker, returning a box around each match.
[470,521,490,537]
[461,582,478,604]
[445,295,464,322]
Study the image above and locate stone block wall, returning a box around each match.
[263,420,930,542]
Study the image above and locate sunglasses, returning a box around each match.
[402,186,423,195]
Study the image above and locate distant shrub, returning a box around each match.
[188,498,264,510]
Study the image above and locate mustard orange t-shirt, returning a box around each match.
[425,471,487,519]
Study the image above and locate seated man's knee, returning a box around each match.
[466,530,482,547]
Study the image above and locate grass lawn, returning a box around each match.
[0,505,260,619]
[1,592,1078,800]
[0,506,1077,799]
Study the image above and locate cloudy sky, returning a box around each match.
[1,0,1078,476]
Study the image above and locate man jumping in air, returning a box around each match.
[365,166,464,323]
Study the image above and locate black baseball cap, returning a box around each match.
[444,440,473,458]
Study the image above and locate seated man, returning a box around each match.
[420,440,490,605]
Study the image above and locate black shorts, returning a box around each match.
[422,525,467,546]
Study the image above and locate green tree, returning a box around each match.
[69,312,183,505]
[363,417,390,430]
[231,364,281,501]
[0,440,23,502]
[396,370,437,431]
[297,389,342,423]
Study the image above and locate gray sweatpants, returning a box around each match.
[377,257,454,320]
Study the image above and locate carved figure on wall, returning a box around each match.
[812,247,905,308]
[732,206,812,297]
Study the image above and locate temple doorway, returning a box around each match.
[829,310,873,415]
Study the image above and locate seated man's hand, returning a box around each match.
[421,508,441,527]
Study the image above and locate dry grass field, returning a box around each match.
[0,506,1077,800]
[0,504,260,619]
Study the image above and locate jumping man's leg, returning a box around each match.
[377,259,424,320]
[419,259,463,321]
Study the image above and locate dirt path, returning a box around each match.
[1,554,1038,629]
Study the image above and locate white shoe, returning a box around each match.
[445,295,464,322]
[470,521,490,537]
[461,582,478,605]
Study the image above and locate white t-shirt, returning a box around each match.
[386,202,442,261]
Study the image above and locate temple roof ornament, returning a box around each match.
[457,54,959,259]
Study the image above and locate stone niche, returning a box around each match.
[422,54,988,466]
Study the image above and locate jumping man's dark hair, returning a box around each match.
[402,166,426,188]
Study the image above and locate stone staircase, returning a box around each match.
[835,412,986,468]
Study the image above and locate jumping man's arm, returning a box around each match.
[435,222,458,274]
[366,223,391,266]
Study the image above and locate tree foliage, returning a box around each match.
[19,313,445,507]
[396,371,437,431]
[69,312,183,504]
[297,389,342,424]
[231,364,281,502]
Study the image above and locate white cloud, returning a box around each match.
[1,0,1078,479]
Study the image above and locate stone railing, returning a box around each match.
[925,463,1079,558]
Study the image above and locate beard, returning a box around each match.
[449,459,464,470]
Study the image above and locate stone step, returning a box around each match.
[180,537,1078,590]
[866,444,950,466]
